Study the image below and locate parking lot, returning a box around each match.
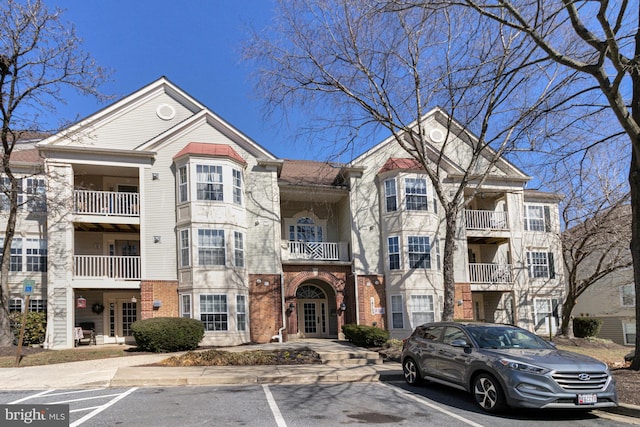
[0,382,636,426]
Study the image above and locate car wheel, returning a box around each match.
[402,357,422,385]
[473,373,506,413]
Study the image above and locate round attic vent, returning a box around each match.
[156,103,176,121]
[429,128,445,143]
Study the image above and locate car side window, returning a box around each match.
[419,326,443,341]
[442,326,467,345]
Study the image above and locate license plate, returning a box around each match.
[578,394,598,405]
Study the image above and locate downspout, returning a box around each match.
[272,272,286,343]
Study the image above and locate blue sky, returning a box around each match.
[46,0,321,159]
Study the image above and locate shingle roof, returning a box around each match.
[279,159,346,187]
[378,157,423,174]
[8,148,42,164]
[173,142,247,165]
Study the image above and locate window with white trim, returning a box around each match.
[623,322,636,346]
[527,251,555,279]
[524,205,550,232]
[391,295,404,329]
[232,169,242,205]
[28,298,46,313]
[9,297,23,313]
[178,166,188,203]
[200,294,228,331]
[408,236,431,269]
[26,238,47,272]
[384,178,397,212]
[236,295,247,331]
[388,236,400,270]
[0,176,23,211]
[25,178,46,212]
[179,230,190,267]
[234,231,244,267]
[621,283,635,307]
[198,229,225,266]
[410,295,434,327]
[196,165,223,201]
[0,237,23,272]
[405,178,427,211]
[533,298,560,330]
[180,294,191,318]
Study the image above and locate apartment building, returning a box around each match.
[4,77,564,349]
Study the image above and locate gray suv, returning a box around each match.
[401,322,617,412]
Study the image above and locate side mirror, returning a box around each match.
[451,339,470,348]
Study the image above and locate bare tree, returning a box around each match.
[245,0,579,321]
[428,0,640,371]
[0,0,109,346]
[553,146,632,337]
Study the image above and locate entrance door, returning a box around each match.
[104,298,138,344]
[296,284,329,338]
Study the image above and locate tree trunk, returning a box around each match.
[0,157,19,346]
[560,297,576,338]
[629,151,640,370]
[441,205,459,321]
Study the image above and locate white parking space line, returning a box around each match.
[379,383,485,427]
[48,393,125,405]
[262,385,287,427]
[9,390,55,404]
[69,387,138,427]
[42,389,107,398]
[70,405,102,414]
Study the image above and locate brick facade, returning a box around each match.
[248,274,283,343]
[454,282,473,320]
[140,280,179,320]
[356,275,387,328]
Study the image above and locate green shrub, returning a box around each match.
[10,311,46,345]
[573,317,603,338]
[131,317,204,353]
[342,323,390,347]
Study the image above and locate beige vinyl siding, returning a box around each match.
[596,316,629,346]
[64,92,194,151]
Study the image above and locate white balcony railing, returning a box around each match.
[464,210,509,230]
[74,255,141,280]
[469,263,512,283]
[287,241,341,261]
[74,190,139,217]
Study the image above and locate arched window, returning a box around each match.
[289,217,323,242]
[296,285,326,300]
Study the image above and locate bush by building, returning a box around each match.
[10,311,46,346]
[131,317,204,352]
[342,323,390,347]
[573,317,603,338]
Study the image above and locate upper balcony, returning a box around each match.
[469,263,513,291]
[281,241,350,263]
[464,209,511,244]
[74,190,139,217]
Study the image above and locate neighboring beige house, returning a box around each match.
[3,77,565,349]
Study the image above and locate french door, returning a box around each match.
[103,298,138,344]
[298,300,328,338]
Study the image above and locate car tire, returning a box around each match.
[402,357,422,386]
[473,373,506,413]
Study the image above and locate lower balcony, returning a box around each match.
[282,241,350,262]
[468,263,512,284]
[74,255,141,280]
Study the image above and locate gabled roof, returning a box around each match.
[8,148,42,165]
[378,158,423,174]
[173,142,247,166]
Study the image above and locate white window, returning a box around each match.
[9,297,23,313]
[234,231,244,268]
[26,238,47,272]
[405,178,427,211]
[200,294,228,331]
[289,217,323,242]
[623,322,636,346]
[180,294,191,318]
[236,295,247,331]
[527,251,555,279]
[178,166,188,203]
[0,237,23,272]
[388,236,400,270]
[391,295,404,329]
[621,283,635,307]
[0,176,23,210]
[384,178,397,212]
[524,205,550,232]
[198,229,225,266]
[28,298,46,313]
[196,165,223,201]
[408,236,430,269]
[410,295,434,327]
[179,230,190,267]
[534,298,560,330]
[25,178,46,212]
[232,169,242,205]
